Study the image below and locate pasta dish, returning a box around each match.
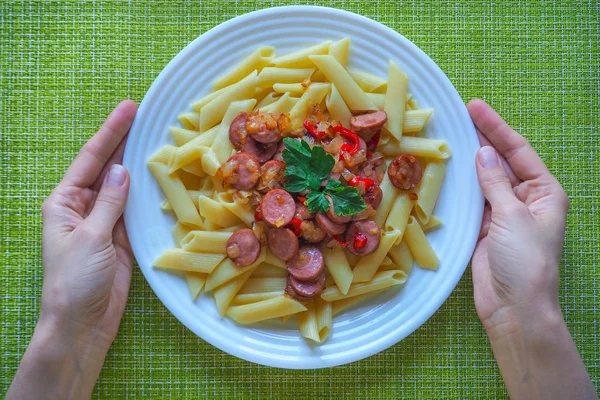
[147,39,451,343]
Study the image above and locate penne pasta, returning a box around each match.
[374,173,401,227]
[238,277,287,294]
[309,55,377,111]
[366,92,385,110]
[381,136,452,160]
[210,99,257,165]
[214,192,254,227]
[321,270,408,302]
[384,61,408,140]
[198,195,244,228]
[403,109,433,133]
[414,161,445,224]
[212,46,275,90]
[288,83,330,128]
[149,145,177,165]
[180,231,232,253]
[231,291,283,305]
[172,222,192,246]
[352,230,402,283]
[257,67,315,88]
[272,41,331,68]
[321,245,353,295]
[178,111,200,131]
[184,272,207,300]
[403,217,439,270]
[388,240,414,275]
[272,83,307,96]
[199,71,258,132]
[348,69,388,93]
[420,215,443,232]
[227,296,307,324]
[260,92,300,114]
[384,192,416,237]
[170,126,199,146]
[250,263,289,278]
[213,266,257,316]
[205,248,266,291]
[332,289,385,316]
[152,248,225,273]
[328,37,351,67]
[297,302,321,342]
[325,84,353,128]
[148,162,203,228]
[255,92,280,109]
[315,297,332,342]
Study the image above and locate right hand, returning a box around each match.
[468,99,570,330]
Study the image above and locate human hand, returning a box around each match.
[40,100,137,347]
[467,100,597,400]
[468,99,570,329]
[7,100,138,400]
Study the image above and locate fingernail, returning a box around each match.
[478,146,499,168]
[106,164,127,187]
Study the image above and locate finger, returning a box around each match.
[476,146,518,207]
[113,216,132,258]
[476,129,521,187]
[62,100,137,189]
[86,164,130,235]
[91,133,129,191]
[478,203,492,241]
[467,99,550,181]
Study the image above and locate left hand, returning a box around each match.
[40,99,137,346]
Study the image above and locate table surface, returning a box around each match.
[1,1,598,398]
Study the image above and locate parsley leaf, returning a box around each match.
[282,137,335,191]
[305,191,330,213]
[327,184,366,216]
[283,138,366,216]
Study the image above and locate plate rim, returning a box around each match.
[123,5,483,369]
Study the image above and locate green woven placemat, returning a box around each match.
[1,1,598,398]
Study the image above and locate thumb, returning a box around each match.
[88,164,130,234]
[475,146,516,207]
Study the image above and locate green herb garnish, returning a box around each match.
[282,138,367,216]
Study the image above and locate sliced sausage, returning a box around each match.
[257,160,286,193]
[388,154,423,190]
[295,202,314,220]
[229,112,249,149]
[218,152,260,191]
[242,137,279,163]
[299,220,326,243]
[272,141,285,161]
[350,111,388,141]
[363,184,383,209]
[246,113,282,144]
[346,220,381,256]
[267,227,299,261]
[261,189,296,227]
[315,213,347,236]
[285,278,314,302]
[287,246,324,281]
[289,272,326,298]
[226,228,261,266]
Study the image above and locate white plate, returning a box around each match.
[123,6,483,369]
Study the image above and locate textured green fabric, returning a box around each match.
[1,1,598,398]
